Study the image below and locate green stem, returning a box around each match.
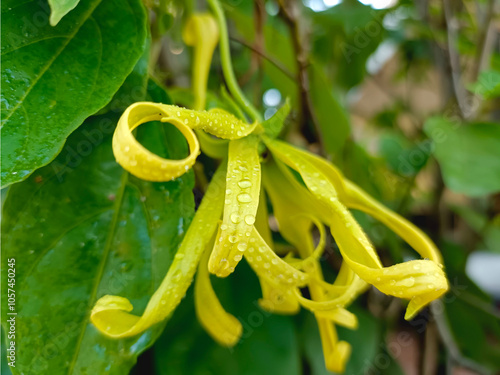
[207,0,263,123]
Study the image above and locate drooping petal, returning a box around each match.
[209,135,261,277]
[285,141,444,264]
[195,239,242,347]
[91,163,227,338]
[182,13,220,111]
[267,139,448,319]
[254,189,301,313]
[263,161,359,373]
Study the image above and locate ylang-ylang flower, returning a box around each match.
[91,7,448,373]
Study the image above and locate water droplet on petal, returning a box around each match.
[238,180,252,188]
[244,215,255,225]
[237,193,252,203]
[230,213,241,223]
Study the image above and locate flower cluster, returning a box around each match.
[91,8,448,373]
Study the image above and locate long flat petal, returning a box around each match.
[209,135,261,276]
[195,241,242,346]
[91,163,226,338]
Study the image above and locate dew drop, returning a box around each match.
[237,243,247,252]
[234,254,242,261]
[237,193,252,203]
[228,235,238,243]
[238,180,252,188]
[230,213,241,223]
[244,215,255,225]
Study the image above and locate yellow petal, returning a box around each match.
[209,135,261,277]
[244,227,309,287]
[263,160,356,373]
[182,13,219,111]
[343,179,443,263]
[113,102,200,182]
[91,163,227,338]
[257,279,301,314]
[195,241,242,347]
[253,188,301,314]
[196,129,229,159]
[266,139,448,319]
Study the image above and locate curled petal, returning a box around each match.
[195,243,242,346]
[209,136,261,277]
[113,102,200,181]
[91,163,226,338]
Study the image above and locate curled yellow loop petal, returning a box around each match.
[90,163,226,338]
[195,242,242,347]
[266,139,448,319]
[113,102,200,182]
[282,214,326,270]
[244,227,309,287]
[209,135,261,277]
[182,13,219,111]
[294,275,367,314]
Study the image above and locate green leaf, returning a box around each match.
[440,241,500,371]
[97,37,151,115]
[424,118,500,196]
[48,0,80,26]
[308,62,351,158]
[262,98,291,138]
[467,69,500,100]
[379,132,430,177]
[1,81,195,374]
[450,205,500,253]
[1,0,148,187]
[153,261,301,375]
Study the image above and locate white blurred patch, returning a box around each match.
[466,251,500,299]
[263,88,282,107]
[366,40,397,75]
[359,0,398,10]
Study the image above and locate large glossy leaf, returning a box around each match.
[424,118,500,196]
[1,0,148,187]
[0,82,195,374]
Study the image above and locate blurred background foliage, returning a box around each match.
[2,0,500,374]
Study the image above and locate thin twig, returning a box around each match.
[443,0,469,118]
[229,37,295,81]
[431,301,492,375]
[278,0,324,149]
